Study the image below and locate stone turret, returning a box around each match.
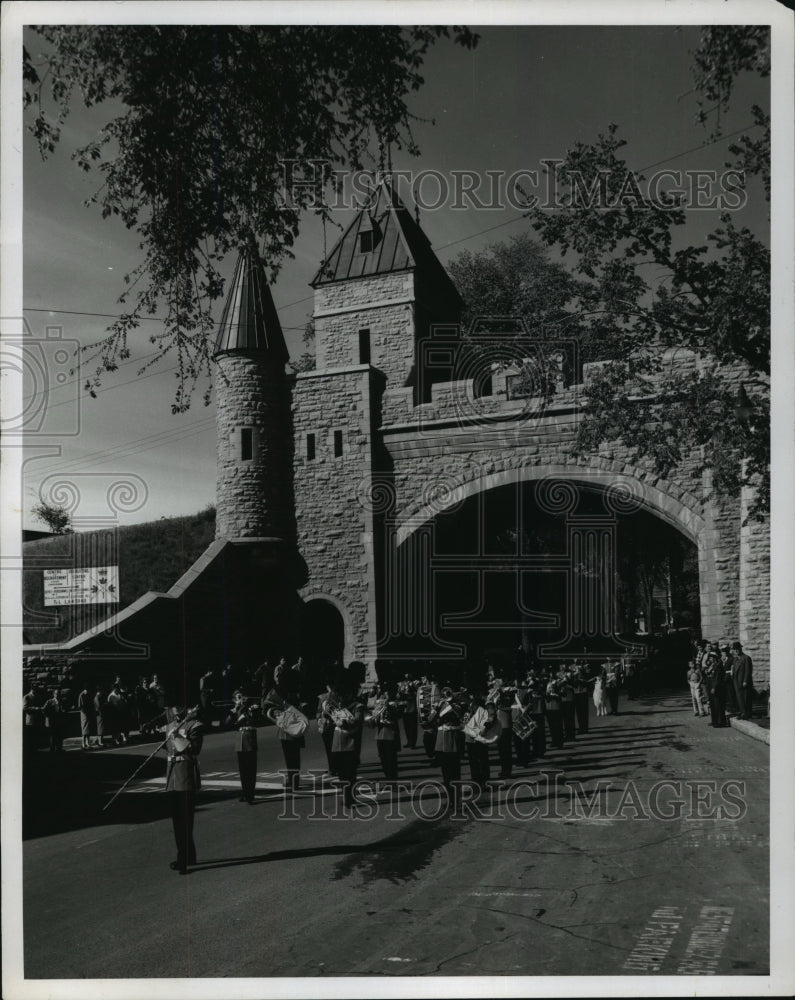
[213,248,290,539]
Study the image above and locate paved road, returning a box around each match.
[23,689,768,978]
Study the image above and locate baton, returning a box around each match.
[101,735,168,812]
[101,704,200,812]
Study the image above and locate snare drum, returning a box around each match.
[513,704,538,741]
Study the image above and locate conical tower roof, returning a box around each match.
[310,179,462,308]
[212,248,289,362]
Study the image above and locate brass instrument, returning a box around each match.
[330,705,356,728]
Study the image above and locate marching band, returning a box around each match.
[107,658,637,871]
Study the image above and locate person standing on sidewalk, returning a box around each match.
[704,650,726,727]
[732,641,754,720]
[78,685,95,749]
[43,689,65,752]
[687,660,707,717]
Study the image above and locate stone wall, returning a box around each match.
[739,483,770,686]
[314,272,416,388]
[292,365,380,671]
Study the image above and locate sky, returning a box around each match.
[20,21,771,530]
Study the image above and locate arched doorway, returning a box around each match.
[299,597,347,688]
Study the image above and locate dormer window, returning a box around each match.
[359,230,374,254]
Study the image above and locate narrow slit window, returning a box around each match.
[359,230,373,254]
[240,427,253,461]
[306,433,315,460]
[334,430,343,457]
[359,328,371,365]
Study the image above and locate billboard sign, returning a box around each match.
[43,566,120,607]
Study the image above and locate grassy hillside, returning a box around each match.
[23,506,216,646]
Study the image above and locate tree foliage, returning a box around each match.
[524,26,770,518]
[24,25,477,411]
[32,500,73,535]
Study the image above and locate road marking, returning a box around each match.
[385,957,413,963]
[125,777,338,796]
[676,906,734,975]
[622,906,684,973]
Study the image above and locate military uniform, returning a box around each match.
[573,666,591,734]
[495,689,515,777]
[166,718,204,875]
[233,700,258,802]
[545,680,564,749]
[331,700,364,808]
[164,712,203,873]
[397,679,418,748]
[429,699,464,805]
[373,696,402,780]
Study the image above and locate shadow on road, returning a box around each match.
[22,748,237,839]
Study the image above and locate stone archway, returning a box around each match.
[299,593,353,672]
[389,460,721,665]
[396,462,706,547]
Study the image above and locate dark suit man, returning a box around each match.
[732,642,754,720]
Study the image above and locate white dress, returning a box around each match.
[593,677,605,711]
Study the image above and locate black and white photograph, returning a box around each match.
[2,1,793,996]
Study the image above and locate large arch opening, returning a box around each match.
[381,477,700,687]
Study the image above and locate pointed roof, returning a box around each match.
[310,179,463,307]
[212,248,289,362]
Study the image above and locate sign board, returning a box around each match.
[43,566,120,607]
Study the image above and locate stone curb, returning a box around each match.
[729,716,770,745]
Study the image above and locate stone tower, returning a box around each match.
[291,179,463,674]
[213,247,290,540]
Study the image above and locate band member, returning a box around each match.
[495,684,515,778]
[572,661,591,734]
[512,680,532,767]
[330,688,364,809]
[601,659,622,716]
[545,674,564,749]
[316,685,337,777]
[231,691,258,803]
[427,690,464,808]
[266,694,307,792]
[163,705,203,874]
[560,667,576,741]
[397,674,419,749]
[370,683,402,781]
[464,694,500,791]
[527,671,546,759]
[418,675,438,761]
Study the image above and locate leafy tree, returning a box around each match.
[24,25,477,411]
[524,26,770,519]
[287,321,317,375]
[32,500,72,535]
[447,233,587,397]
